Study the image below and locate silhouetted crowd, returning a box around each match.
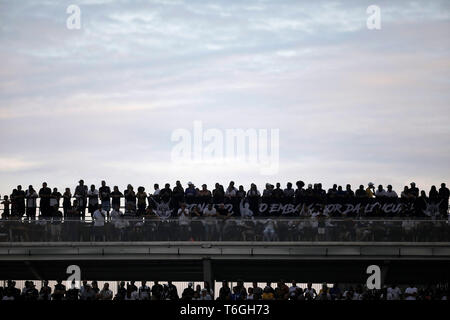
[1,280,448,301]
[1,180,449,220]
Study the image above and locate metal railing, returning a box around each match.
[0,218,449,243]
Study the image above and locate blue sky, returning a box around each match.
[0,0,449,195]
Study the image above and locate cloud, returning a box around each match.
[0,0,449,196]
[0,157,43,172]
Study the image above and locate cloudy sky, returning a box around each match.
[0,0,449,196]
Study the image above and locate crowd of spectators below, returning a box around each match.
[1,280,448,301]
[1,180,448,220]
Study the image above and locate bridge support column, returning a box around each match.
[24,261,42,280]
[203,258,214,295]
[381,262,390,287]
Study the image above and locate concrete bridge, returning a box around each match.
[1,241,450,286]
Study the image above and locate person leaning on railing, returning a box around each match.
[62,187,72,217]
[11,185,26,218]
[439,183,449,215]
[87,185,99,216]
[38,182,52,218]
[92,204,106,241]
[110,186,123,213]
[50,188,62,217]
[1,195,11,219]
[136,186,147,216]
[124,184,136,212]
[25,185,38,220]
[99,180,111,216]
[177,203,191,240]
[74,180,88,219]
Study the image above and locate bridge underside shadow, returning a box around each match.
[1,259,450,284]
